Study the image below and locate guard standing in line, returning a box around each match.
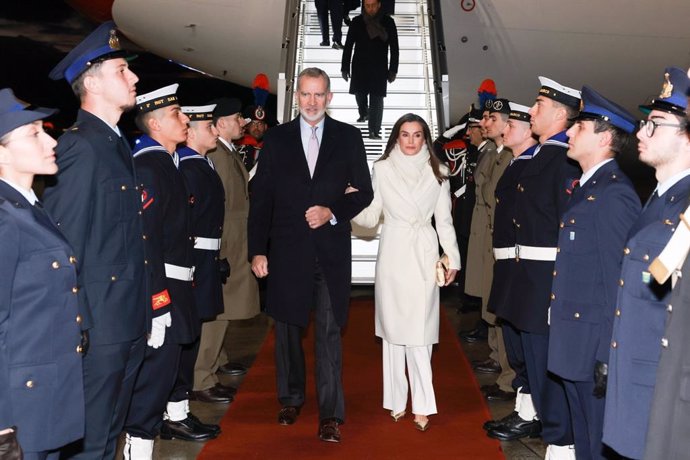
[236,104,268,172]
[488,77,581,460]
[43,21,147,459]
[547,86,640,460]
[603,67,690,460]
[123,85,217,459]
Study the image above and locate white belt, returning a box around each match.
[194,237,221,251]
[164,263,195,281]
[493,245,558,261]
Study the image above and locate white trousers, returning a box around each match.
[382,339,437,416]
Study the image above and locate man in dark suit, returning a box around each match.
[42,22,148,459]
[547,86,640,460]
[341,0,399,139]
[248,67,373,443]
[315,0,344,49]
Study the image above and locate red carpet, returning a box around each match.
[199,298,504,459]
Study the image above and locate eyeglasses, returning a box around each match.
[639,119,686,137]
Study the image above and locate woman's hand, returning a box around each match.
[444,268,458,286]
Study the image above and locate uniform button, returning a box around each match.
[569,218,575,224]
[76,345,83,353]
[76,315,82,324]
[661,338,669,348]
[121,185,126,191]
[214,256,218,261]
[111,276,117,282]
[573,312,580,319]
[25,380,34,389]
[623,247,630,255]
[550,293,556,300]
[142,234,147,240]
[615,309,621,317]
[516,223,521,228]
[643,254,650,261]
[496,198,500,203]
[138,211,142,215]
[52,261,60,269]
[553,270,557,277]
[69,256,77,264]
[611,341,617,348]
[557,247,561,253]
[664,219,674,226]
[189,237,193,241]
[559,222,564,228]
[619,279,624,287]
[667,304,673,313]
[144,259,149,265]
[72,287,78,294]
[519,186,525,192]
[135,186,140,191]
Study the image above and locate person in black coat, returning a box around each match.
[341,0,399,139]
[248,67,373,443]
[42,22,148,460]
[0,89,84,460]
[315,0,344,49]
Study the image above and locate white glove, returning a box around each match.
[147,312,172,348]
[442,123,465,138]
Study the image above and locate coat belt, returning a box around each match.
[194,237,221,251]
[493,245,557,261]
[164,263,195,281]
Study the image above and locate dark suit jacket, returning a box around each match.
[248,115,373,327]
[42,110,147,345]
[0,181,84,452]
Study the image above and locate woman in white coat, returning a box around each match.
[353,113,460,431]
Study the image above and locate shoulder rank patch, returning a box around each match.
[152,289,171,310]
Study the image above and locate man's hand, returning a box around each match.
[387,71,397,83]
[0,428,22,460]
[444,268,458,286]
[147,312,172,349]
[305,206,333,229]
[219,258,231,284]
[252,255,269,278]
[342,71,350,82]
[593,361,608,399]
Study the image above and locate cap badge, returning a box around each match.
[108,29,121,50]
[484,100,493,109]
[255,106,266,121]
[493,100,503,111]
[659,72,674,99]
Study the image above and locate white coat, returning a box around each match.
[353,146,460,346]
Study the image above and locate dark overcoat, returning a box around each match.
[341,13,399,97]
[248,115,373,327]
[547,160,640,381]
[0,182,84,452]
[603,176,690,459]
[178,147,225,321]
[42,110,147,344]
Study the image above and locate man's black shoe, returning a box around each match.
[344,15,352,25]
[480,383,499,394]
[217,362,247,376]
[356,115,368,123]
[368,133,381,139]
[190,384,234,403]
[319,40,330,46]
[332,41,344,50]
[473,358,501,374]
[485,387,516,401]
[487,418,542,441]
[461,327,488,343]
[483,411,520,431]
[187,412,221,436]
[160,417,218,442]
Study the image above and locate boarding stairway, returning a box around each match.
[290,0,440,283]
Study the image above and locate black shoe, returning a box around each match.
[332,41,344,50]
[278,406,301,425]
[356,115,368,123]
[461,327,488,343]
[187,412,221,436]
[160,417,218,442]
[473,358,501,374]
[190,384,234,403]
[483,411,520,431]
[487,418,542,441]
[485,387,516,402]
[480,383,499,394]
[344,15,351,26]
[217,362,247,376]
[368,133,381,139]
[319,40,330,47]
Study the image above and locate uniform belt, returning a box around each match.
[194,237,221,251]
[164,263,195,281]
[493,245,558,261]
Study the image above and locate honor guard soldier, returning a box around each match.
[603,67,690,460]
[236,104,268,172]
[123,85,217,459]
[0,90,84,460]
[43,21,148,459]
[483,102,537,422]
[547,86,640,460]
[489,77,581,459]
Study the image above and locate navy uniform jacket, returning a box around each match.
[0,181,84,452]
[496,132,581,333]
[487,147,534,313]
[248,115,373,328]
[178,146,225,320]
[547,160,640,381]
[603,175,690,459]
[645,209,690,459]
[42,110,147,344]
[133,136,198,344]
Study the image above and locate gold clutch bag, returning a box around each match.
[436,254,450,287]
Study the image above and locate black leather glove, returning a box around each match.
[593,360,608,399]
[80,329,90,356]
[0,428,23,460]
[219,258,231,284]
[342,71,350,82]
[387,71,397,83]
